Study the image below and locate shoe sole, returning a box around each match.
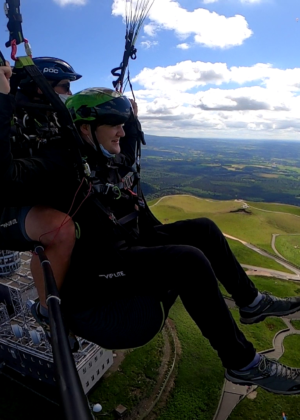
[240,306,300,325]
[225,371,300,395]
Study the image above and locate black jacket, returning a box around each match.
[0,93,77,212]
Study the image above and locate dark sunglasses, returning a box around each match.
[55,82,71,93]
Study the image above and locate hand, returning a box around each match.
[129,99,138,117]
[0,61,12,95]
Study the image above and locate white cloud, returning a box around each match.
[131,60,300,139]
[133,61,269,92]
[112,0,252,49]
[203,0,219,3]
[140,40,158,49]
[53,0,87,6]
[177,43,190,49]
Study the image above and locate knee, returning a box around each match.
[170,244,209,267]
[52,219,76,246]
[25,206,76,247]
[194,217,222,236]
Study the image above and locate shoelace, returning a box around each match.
[264,293,293,303]
[259,356,300,380]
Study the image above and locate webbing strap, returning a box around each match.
[89,194,139,243]
[117,211,139,225]
[4,0,25,47]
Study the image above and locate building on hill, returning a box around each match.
[0,250,113,394]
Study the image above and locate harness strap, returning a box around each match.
[4,0,25,48]
[117,211,139,225]
[91,171,137,194]
[89,194,140,243]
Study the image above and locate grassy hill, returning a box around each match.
[150,195,300,264]
[149,194,300,420]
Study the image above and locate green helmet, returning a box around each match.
[65,87,132,126]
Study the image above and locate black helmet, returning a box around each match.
[66,87,132,126]
[32,57,82,82]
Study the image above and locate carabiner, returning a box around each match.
[24,39,32,57]
[11,39,17,61]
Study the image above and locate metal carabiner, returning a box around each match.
[24,39,32,57]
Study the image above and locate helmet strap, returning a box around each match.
[91,124,104,157]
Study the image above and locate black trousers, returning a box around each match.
[66,218,257,370]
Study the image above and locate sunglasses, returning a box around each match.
[55,82,71,93]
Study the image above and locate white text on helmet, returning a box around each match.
[43,68,59,74]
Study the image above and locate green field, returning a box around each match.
[150,195,300,257]
[219,276,300,300]
[275,235,300,267]
[153,300,288,420]
[154,299,224,420]
[227,238,293,274]
[248,201,300,216]
[231,309,286,352]
[89,333,164,419]
[291,320,300,330]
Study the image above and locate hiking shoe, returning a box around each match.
[30,301,79,353]
[239,294,300,324]
[225,355,300,395]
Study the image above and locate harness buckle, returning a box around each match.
[83,162,91,178]
[105,183,114,194]
[138,198,145,208]
[109,213,118,225]
[122,172,134,190]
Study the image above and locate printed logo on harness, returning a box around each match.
[99,271,126,279]
[43,68,59,74]
[0,219,18,229]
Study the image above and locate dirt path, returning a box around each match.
[106,319,181,420]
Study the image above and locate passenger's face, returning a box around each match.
[95,124,125,154]
[54,79,72,95]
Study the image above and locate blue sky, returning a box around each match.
[2,0,300,139]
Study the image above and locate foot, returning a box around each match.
[225,355,300,394]
[30,301,79,352]
[239,294,300,324]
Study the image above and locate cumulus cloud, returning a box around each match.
[177,43,190,49]
[133,61,271,92]
[131,60,300,139]
[112,0,252,49]
[53,0,87,6]
[140,40,158,49]
[193,87,290,111]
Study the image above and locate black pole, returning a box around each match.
[34,245,93,420]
